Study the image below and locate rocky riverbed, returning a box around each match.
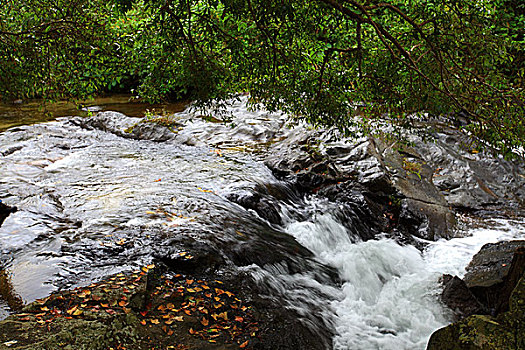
[0,97,524,349]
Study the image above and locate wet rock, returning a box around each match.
[316,181,386,241]
[226,187,285,226]
[427,274,525,350]
[266,130,456,240]
[0,202,17,227]
[153,237,225,275]
[441,274,486,319]
[464,241,525,289]
[417,129,525,212]
[78,112,178,142]
[463,241,525,312]
[429,242,525,349]
[0,264,333,350]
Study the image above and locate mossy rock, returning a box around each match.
[427,274,525,350]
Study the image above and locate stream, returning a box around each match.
[0,98,524,349]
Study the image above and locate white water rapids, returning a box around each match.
[280,197,525,349]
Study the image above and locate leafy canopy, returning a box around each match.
[1,0,524,156]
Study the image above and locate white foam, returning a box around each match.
[283,198,525,349]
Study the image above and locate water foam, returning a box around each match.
[283,197,525,349]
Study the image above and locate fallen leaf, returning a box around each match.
[239,340,249,348]
[66,306,78,315]
[72,308,83,316]
[150,319,160,324]
[235,316,244,322]
[201,318,209,326]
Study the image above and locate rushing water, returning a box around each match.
[0,98,524,349]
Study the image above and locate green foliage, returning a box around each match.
[1,0,523,157]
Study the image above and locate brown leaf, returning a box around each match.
[201,318,209,326]
[235,316,244,322]
[239,340,249,348]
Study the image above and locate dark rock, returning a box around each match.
[441,274,486,319]
[429,242,525,349]
[0,202,17,227]
[494,246,525,314]
[316,181,386,241]
[153,237,225,275]
[464,241,525,312]
[427,273,525,350]
[464,241,525,289]
[226,190,283,226]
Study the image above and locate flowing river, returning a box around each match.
[0,98,524,349]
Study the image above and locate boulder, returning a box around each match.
[464,241,525,312]
[427,273,525,350]
[441,274,486,319]
[428,242,525,349]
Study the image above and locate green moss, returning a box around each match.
[427,275,525,350]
